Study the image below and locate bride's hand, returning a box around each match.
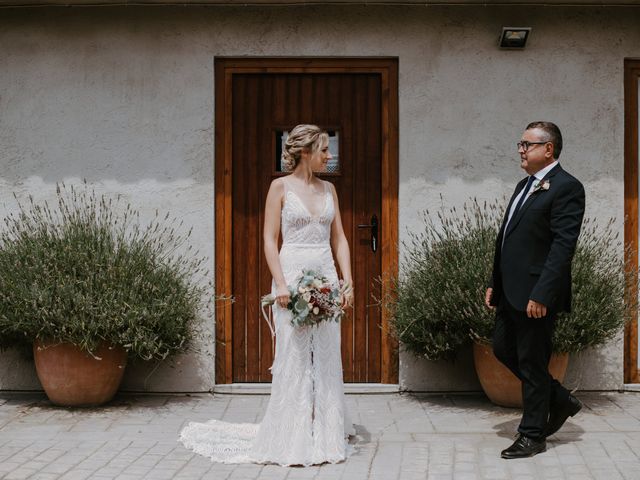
[343,290,354,308]
[341,281,354,308]
[275,285,290,308]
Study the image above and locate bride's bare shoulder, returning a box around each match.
[266,177,287,206]
[269,177,286,191]
[323,179,336,193]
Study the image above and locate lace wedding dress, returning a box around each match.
[179,178,355,467]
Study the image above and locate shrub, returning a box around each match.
[385,198,634,360]
[0,183,209,361]
[553,218,634,353]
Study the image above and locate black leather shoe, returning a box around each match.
[545,394,582,438]
[501,434,546,459]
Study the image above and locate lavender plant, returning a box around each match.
[384,198,634,360]
[0,183,209,360]
[553,218,636,353]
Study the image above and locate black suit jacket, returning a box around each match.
[490,164,585,313]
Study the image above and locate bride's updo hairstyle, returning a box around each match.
[282,124,329,171]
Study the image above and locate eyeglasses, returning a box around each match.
[517,141,550,152]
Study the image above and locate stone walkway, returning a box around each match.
[0,392,639,480]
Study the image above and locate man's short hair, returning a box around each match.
[526,121,563,159]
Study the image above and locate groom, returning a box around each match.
[485,121,585,459]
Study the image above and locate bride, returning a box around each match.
[179,124,356,466]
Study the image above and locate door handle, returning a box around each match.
[357,214,378,253]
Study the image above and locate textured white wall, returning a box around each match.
[0,5,638,391]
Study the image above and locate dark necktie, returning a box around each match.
[511,176,536,219]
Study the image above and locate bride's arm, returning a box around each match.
[263,179,289,307]
[328,182,354,307]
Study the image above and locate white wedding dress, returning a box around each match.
[179,178,355,467]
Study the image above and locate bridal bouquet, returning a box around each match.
[261,269,349,327]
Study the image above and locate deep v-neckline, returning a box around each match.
[285,184,329,219]
[287,190,329,218]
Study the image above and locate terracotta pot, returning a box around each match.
[33,340,127,407]
[472,341,569,408]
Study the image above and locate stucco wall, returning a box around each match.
[0,5,638,392]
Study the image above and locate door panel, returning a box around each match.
[231,73,382,383]
[624,58,640,384]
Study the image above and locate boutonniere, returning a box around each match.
[531,179,550,194]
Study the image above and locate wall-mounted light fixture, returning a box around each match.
[499,27,532,49]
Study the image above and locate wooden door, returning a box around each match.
[215,58,399,384]
[624,58,640,384]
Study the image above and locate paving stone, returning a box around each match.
[173,475,210,480]
[454,462,476,473]
[426,474,455,480]
[92,466,126,477]
[142,469,181,479]
[57,470,96,480]
[59,469,94,480]
[114,466,152,476]
[451,474,478,480]
[30,474,62,480]
[1,392,639,479]
[40,463,73,475]
[286,468,322,478]
[4,468,40,480]
[0,462,23,474]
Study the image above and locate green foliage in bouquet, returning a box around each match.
[0,183,210,360]
[384,198,635,360]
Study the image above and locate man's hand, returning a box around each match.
[484,288,495,310]
[526,300,547,318]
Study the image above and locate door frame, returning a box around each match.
[624,58,640,384]
[214,57,399,384]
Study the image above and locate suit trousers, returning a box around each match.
[492,299,571,440]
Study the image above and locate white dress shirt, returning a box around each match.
[505,160,559,229]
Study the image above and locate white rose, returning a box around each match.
[312,307,320,315]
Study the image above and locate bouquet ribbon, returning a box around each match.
[260,295,277,351]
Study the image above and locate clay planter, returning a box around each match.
[33,340,127,407]
[473,341,569,408]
